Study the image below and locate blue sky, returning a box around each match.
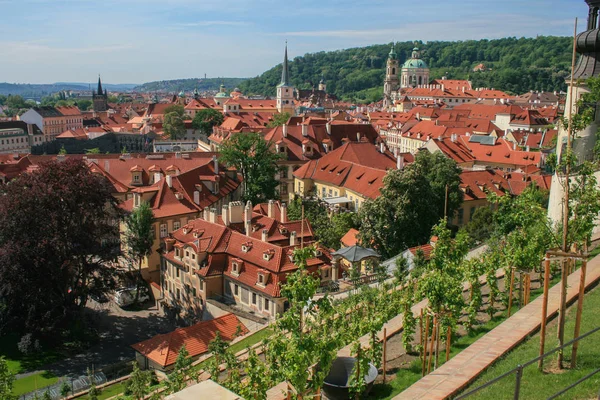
[0,0,589,84]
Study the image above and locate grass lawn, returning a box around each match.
[0,334,64,374]
[77,381,127,400]
[462,283,600,400]
[368,276,559,399]
[12,371,59,396]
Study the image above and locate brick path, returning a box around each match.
[395,255,600,400]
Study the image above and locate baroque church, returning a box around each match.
[383,44,430,110]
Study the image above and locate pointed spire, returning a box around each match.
[280,41,290,86]
[97,74,104,96]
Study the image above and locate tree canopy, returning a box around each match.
[358,151,462,258]
[0,159,122,340]
[163,105,187,140]
[239,37,572,103]
[191,108,224,134]
[219,132,283,204]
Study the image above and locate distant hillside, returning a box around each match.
[239,36,573,103]
[134,78,247,93]
[0,82,138,98]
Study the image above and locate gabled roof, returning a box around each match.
[131,313,248,368]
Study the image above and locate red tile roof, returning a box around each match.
[341,228,359,247]
[131,313,248,368]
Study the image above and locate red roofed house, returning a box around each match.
[160,200,332,319]
[454,169,510,226]
[131,313,248,371]
[293,141,413,210]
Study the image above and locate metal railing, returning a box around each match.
[455,326,600,400]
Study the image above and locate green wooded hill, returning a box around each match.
[239,37,573,103]
[134,77,247,93]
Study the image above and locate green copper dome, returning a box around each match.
[388,44,397,59]
[402,58,429,69]
[215,91,229,98]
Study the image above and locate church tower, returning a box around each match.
[400,45,430,89]
[318,78,327,92]
[277,43,296,114]
[383,44,400,110]
[92,75,108,112]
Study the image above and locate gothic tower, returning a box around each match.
[383,44,400,110]
[277,43,296,114]
[400,46,430,89]
[92,75,108,112]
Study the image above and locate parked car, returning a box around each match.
[114,286,150,307]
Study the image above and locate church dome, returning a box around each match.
[178,90,185,97]
[403,58,429,69]
[215,91,229,98]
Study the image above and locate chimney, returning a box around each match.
[290,231,297,246]
[281,202,288,223]
[244,201,252,236]
[356,132,361,141]
[268,199,274,218]
[164,238,175,252]
[203,208,209,220]
[513,142,517,150]
[222,205,229,226]
[526,145,530,152]
[166,175,172,188]
[451,133,457,143]
[212,155,219,175]
[397,155,404,170]
[302,124,308,137]
[193,190,200,205]
[209,207,217,223]
[326,122,331,135]
[262,229,268,242]
[379,142,385,153]
[282,124,288,137]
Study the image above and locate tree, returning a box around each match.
[192,109,224,134]
[207,331,228,382]
[0,357,15,400]
[163,110,186,140]
[60,380,71,399]
[219,132,284,204]
[266,112,291,128]
[465,206,495,243]
[0,159,122,339]
[167,346,193,393]
[359,151,462,258]
[123,201,154,302]
[129,362,152,400]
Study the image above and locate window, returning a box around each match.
[457,208,464,224]
[173,221,180,231]
[177,288,181,300]
[185,250,189,258]
[321,187,326,198]
[160,223,167,238]
[192,287,197,297]
[328,189,332,197]
[469,207,476,222]
[199,280,204,291]
[265,298,269,311]
[258,274,265,285]
[252,293,257,305]
[176,268,180,278]
[133,173,140,183]
[234,284,239,296]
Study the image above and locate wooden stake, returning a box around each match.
[355,346,361,400]
[435,318,441,370]
[559,16,579,371]
[446,325,452,362]
[422,313,430,377]
[419,309,424,368]
[428,316,436,374]
[383,327,387,384]
[571,260,587,368]
[508,268,515,317]
[539,257,551,371]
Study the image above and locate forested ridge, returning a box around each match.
[134,77,247,93]
[239,36,573,103]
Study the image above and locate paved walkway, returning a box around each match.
[395,255,600,400]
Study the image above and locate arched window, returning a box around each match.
[418,76,422,85]
[392,68,396,75]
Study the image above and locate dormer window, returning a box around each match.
[232,260,243,276]
[263,249,274,261]
[242,242,253,253]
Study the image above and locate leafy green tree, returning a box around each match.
[465,206,495,243]
[167,345,193,393]
[129,362,152,400]
[42,391,52,400]
[0,95,7,106]
[0,357,15,400]
[123,201,154,302]
[266,112,291,128]
[207,331,228,382]
[163,110,186,140]
[359,151,462,258]
[60,380,71,399]
[219,132,283,204]
[191,108,224,134]
[76,99,92,111]
[85,148,102,154]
